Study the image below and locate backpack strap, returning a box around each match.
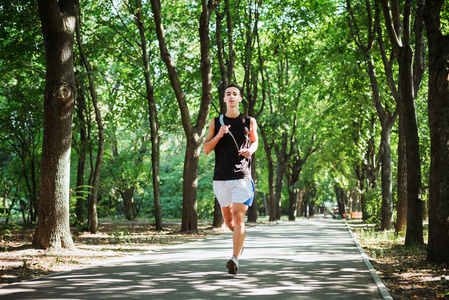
[219,114,240,153]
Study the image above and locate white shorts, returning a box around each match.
[213,178,254,207]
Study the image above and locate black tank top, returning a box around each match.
[213,113,252,180]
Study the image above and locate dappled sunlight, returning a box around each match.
[0,219,382,299]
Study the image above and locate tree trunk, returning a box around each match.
[75,8,104,234]
[287,156,302,221]
[302,190,310,218]
[19,138,39,223]
[263,193,269,216]
[273,133,289,220]
[74,74,87,224]
[134,0,163,231]
[335,184,346,218]
[380,129,394,230]
[212,198,224,228]
[288,188,297,221]
[309,201,314,217]
[122,187,136,221]
[424,0,449,262]
[33,0,77,249]
[181,138,201,232]
[274,164,283,220]
[30,150,38,223]
[378,0,425,245]
[395,111,407,233]
[359,168,367,218]
[398,46,423,245]
[247,154,258,222]
[297,189,305,217]
[260,126,276,221]
[268,158,275,221]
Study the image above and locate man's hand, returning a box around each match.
[203,120,231,155]
[238,149,252,158]
[218,125,231,138]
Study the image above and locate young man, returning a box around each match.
[203,83,258,275]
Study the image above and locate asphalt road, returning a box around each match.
[0,218,391,300]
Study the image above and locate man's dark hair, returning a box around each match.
[225,83,241,95]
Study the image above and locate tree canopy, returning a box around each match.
[1,0,448,262]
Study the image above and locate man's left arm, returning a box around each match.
[239,117,258,158]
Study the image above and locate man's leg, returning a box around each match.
[221,205,234,232]
[231,203,248,259]
[223,203,248,275]
[221,203,247,258]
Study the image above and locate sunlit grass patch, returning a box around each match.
[353,226,428,259]
[351,224,449,299]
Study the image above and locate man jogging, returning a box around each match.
[203,83,258,275]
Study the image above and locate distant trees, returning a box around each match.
[345,0,427,246]
[346,0,399,230]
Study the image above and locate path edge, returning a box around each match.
[345,223,394,300]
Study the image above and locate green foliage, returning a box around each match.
[0,0,435,230]
[159,143,184,219]
[440,1,449,35]
[197,150,216,219]
[0,222,23,245]
[0,0,44,223]
[69,185,92,225]
[363,187,382,223]
[111,227,131,244]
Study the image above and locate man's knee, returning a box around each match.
[233,212,245,224]
[224,217,234,228]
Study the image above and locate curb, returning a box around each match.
[346,223,394,300]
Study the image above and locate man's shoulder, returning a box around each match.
[238,113,251,120]
[242,114,254,123]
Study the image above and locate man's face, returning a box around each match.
[224,87,242,107]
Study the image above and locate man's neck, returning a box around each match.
[225,108,240,118]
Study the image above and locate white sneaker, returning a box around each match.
[226,256,239,275]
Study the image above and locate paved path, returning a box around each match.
[0,219,390,299]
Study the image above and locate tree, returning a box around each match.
[73,70,88,224]
[75,5,105,234]
[286,146,315,220]
[133,0,163,231]
[378,0,426,245]
[82,0,163,226]
[424,0,449,262]
[33,0,77,249]
[151,0,221,232]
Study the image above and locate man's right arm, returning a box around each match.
[203,118,229,155]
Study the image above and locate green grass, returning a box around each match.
[353,226,428,259]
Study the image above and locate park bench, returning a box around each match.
[350,211,363,220]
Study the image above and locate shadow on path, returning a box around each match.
[0,219,382,299]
